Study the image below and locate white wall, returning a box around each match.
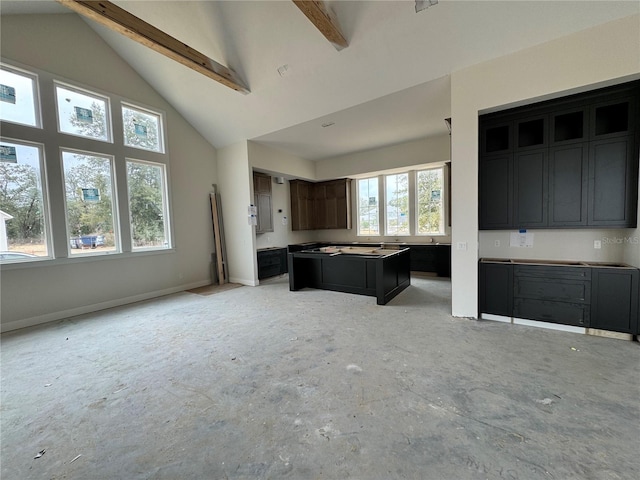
[450,14,640,318]
[248,141,316,251]
[217,142,257,285]
[0,14,218,331]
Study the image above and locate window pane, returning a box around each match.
[122,104,164,153]
[62,150,118,254]
[127,160,169,249]
[417,168,444,234]
[385,173,409,235]
[56,84,110,141]
[0,66,39,127]
[0,140,49,261]
[358,177,379,235]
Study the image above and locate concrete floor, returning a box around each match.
[1,274,639,480]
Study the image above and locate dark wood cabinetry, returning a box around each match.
[257,247,288,280]
[479,259,640,335]
[513,265,591,327]
[253,172,273,234]
[591,268,639,334]
[290,178,351,231]
[479,80,639,230]
[479,261,513,317]
[410,244,451,277]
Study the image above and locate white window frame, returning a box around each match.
[60,147,120,257]
[122,102,166,154]
[0,137,52,261]
[415,166,445,236]
[356,176,381,237]
[54,80,113,144]
[0,63,42,129]
[126,158,171,251]
[384,172,410,236]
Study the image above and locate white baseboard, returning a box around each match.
[1,279,210,334]
[229,276,257,287]
[480,313,512,323]
[513,317,586,334]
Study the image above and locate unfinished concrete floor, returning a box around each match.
[1,275,639,480]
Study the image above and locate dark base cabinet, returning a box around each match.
[288,248,411,305]
[479,259,640,335]
[591,268,640,334]
[410,244,451,277]
[479,261,513,316]
[257,247,288,280]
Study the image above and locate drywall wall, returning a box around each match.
[248,141,316,251]
[217,142,257,285]
[315,136,450,180]
[0,14,218,331]
[451,14,640,318]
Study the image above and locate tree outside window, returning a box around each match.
[417,168,444,234]
[385,173,409,235]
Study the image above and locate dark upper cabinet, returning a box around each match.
[253,172,273,234]
[548,144,588,227]
[479,153,512,229]
[588,136,638,226]
[513,148,547,228]
[591,268,639,334]
[590,96,636,140]
[551,106,589,146]
[481,120,512,155]
[290,178,351,231]
[479,80,639,230]
[516,115,548,150]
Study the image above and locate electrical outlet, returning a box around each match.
[494,240,500,247]
[456,242,467,251]
[594,240,602,249]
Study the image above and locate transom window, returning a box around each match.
[55,82,111,142]
[122,103,164,153]
[0,66,40,128]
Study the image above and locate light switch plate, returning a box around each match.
[594,240,602,249]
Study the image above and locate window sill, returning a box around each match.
[0,248,176,271]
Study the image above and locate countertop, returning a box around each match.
[480,258,635,269]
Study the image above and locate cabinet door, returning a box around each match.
[479,262,513,316]
[513,149,547,228]
[257,193,273,232]
[548,144,588,227]
[479,154,512,229]
[591,268,639,334]
[588,136,637,227]
[290,180,311,231]
[481,120,512,155]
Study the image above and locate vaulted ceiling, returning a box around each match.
[1,1,638,160]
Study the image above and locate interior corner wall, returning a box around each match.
[450,14,640,318]
[0,14,218,332]
[217,142,257,286]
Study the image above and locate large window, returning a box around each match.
[62,150,118,255]
[385,173,409,235]
[357,177,379,235]
[416,167,444,235]
[0,65,40,128]
[357,166,447,237]
[127,160,169,249]
[0,61,171,264]
[0,139,49,260]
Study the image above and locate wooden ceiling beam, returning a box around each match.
[292,0,348,51]
[56,0,249,94]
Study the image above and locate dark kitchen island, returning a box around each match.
[288,246,411,305]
